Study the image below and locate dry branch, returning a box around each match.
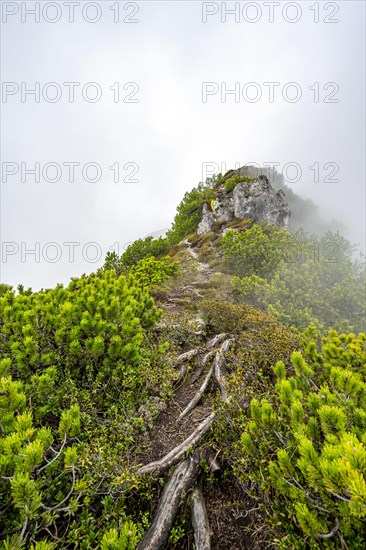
[202,447,222,477]
[136,412,215,476]
[175,349,199,366]
[178,366,214,421]
[214,339,233,403]
[137,454,200,550]
[174,364,188,387]
[206,333,228,349]
[191,487,211,550]
[190,350,215,384]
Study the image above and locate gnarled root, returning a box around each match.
[206,333,228,349]
[191,487,211,550]
[214,339,233,403]
[175,349,199,366]
[137,453,200,550]
[190,350,215,385]
[136,412,216,477]
[178,366,214,421]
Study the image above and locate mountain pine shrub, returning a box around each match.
[235,330,366,548]
[0,269,172,547]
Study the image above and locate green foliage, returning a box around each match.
[0,269,172,547]
[104,236,170,275]
[129,256,180,287]
[227,228,365,333]
[100,524,139,549]
[225,175,255,193]
[166,181,215,244]
[234,330,366,548]
[265,231,365,333]
[231,274,270,310]
[221,223,295,279]
[122,236,170,270]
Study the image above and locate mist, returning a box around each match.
[1,1,365,291]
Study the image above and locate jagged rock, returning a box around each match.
[233,176,290,227]
[197,210,215,235]
[197,171,291,236]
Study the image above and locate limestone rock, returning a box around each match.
[197,171,291,236]
[233,175,290,227]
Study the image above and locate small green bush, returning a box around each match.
[235,330,366,548]
[103,236,170,274]
[129,256,180,287]
[167,182,215,244]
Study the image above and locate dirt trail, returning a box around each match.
[132,240,254,550]
[136,350,214,466]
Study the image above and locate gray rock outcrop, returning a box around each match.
[197,172,291,236]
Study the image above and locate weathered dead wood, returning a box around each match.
[136,412,215,477]
[191,487,211,550]
[178,366,214,422]
[175,349,199,366]
[190,350,215,384]
[137,454,200,550]
[206,333,228,349]
[214,339,233,403]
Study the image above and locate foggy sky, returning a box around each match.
[1,0,365,290]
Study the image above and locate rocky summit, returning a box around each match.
[197,169,291,236]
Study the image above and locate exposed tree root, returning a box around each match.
[190,350,215,384]
[191,487,211,550]
[137,453,200,550]
[214,339,233,403]
[136,412,216,476]
[178,365,214,422]
[175,349,199,366]
[134,334,235,548]
[206,333,228,349]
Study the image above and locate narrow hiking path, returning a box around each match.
[183,238,213,280]
[130,239,254,550]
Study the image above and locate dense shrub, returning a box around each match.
[200,301,299,370]
[129,256,180,287]
[221,223,295,279]
[229,230,365,333]
[121,237,170,268]
[104,236,170,275]
[166,182,215,244]
[0,270,172,547]
[234,330,366,548]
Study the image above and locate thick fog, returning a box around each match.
[1,1,365,290]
